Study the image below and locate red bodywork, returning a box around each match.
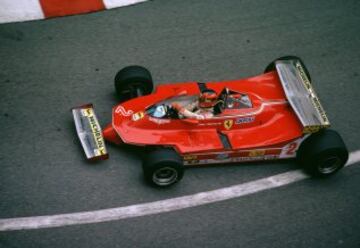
[103,71,305,165]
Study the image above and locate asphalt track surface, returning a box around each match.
[1,0,360,247]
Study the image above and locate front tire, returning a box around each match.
[114,65,153,102]
[297,130,348,177]
[142,148,184,187]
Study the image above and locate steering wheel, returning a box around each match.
[166,104,180,118]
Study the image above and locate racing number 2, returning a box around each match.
[286,142,298,155]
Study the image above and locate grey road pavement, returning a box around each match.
[1,0,360,247]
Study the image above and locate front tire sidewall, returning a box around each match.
[114,66,153,102]
[148,162,183,187]
[306,148,347,176]
[143,149,184,187]
[298,130,348,177]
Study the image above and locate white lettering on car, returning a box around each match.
[115,105,134,116]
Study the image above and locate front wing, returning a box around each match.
[72,104,109,161]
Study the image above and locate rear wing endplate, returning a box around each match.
[275,59,330,133]
[72,104,109,161]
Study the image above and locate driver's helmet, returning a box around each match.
[199,89,217,108]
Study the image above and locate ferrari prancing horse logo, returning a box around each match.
[224,120,233,130]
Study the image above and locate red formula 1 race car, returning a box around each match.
[72,56,349,187]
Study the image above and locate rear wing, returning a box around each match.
[275,59,330,133]
[72,104,109,161]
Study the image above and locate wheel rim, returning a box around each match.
[318,156,342,174]
[152,167,178,186]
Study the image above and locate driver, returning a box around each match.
[172,89,218,120]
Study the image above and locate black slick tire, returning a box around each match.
[142,148,184,187]
[297,129,348,177]
[114,65,153,102]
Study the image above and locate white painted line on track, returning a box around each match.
[1,150,359,231]
[346,149,360,167]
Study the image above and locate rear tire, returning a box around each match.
[142,148,184,187]
[114,65,153,102]
[264,55,311,82]
[297,130,348,177]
